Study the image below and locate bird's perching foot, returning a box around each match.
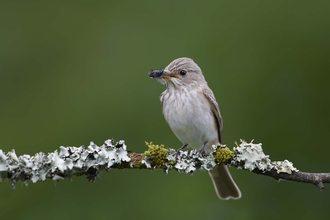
[175,144,188,158]
[199,142,208,156]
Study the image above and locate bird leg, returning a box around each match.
[178,144,188,151]
[199,142,208,156]
[175,144,188,158]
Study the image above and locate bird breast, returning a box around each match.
[161,86,218,149]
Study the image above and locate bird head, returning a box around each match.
[149,57,206,87]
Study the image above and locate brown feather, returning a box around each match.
[202,88,223,144]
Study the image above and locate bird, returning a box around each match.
[149,57,241,200]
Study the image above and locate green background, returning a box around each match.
[1,1,329,219]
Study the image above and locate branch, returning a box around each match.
[0,139,329,190]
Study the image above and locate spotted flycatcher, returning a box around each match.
[149,57,241,200]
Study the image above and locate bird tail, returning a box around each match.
[208,165,241,200]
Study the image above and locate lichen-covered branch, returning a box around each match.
[0,139,329,190]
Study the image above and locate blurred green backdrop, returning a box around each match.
[1,0,329,219]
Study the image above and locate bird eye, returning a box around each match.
[180,70,187,76]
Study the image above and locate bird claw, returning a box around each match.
[175,144,188,160]
[174,150,181,160]
[198,148,208,157]
[198,143,209,157]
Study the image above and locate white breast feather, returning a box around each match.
[161,85,218,149]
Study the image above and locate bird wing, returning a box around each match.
[203,88,224,144]
[160,92,165,114]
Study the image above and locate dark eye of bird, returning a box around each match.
[180,70,187,76]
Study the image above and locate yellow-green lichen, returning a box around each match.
[213,147,234,164]
[167,159,176,166]
[144,142,169,168]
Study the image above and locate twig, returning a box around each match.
[0,139,329,190]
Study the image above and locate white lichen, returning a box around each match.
[165,148,217,173]
[141,158,152,168]
[0,139,130,188]
[273,160,298,174]
[233,141,298,173]
[0,139,300,188]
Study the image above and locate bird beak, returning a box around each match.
[149,69,176,85]
[149,70,175,80]
[149,70,164,78]
[149,69,166,85]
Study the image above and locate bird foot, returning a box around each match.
[175,144,188,159]
[198,143,209,157]
[198,148,208,157]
